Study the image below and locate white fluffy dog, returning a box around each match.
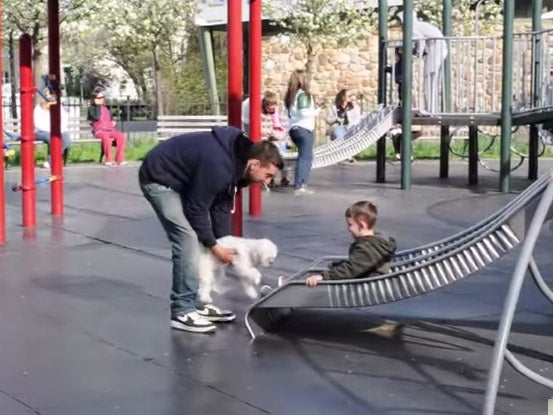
[197,235,278,304]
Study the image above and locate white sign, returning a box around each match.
[195,0,405,27]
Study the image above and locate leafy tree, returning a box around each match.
[2,0,92,86]
[266,0,377,81]
[75,0,199,115]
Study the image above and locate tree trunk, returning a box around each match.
[305,40,316,86]
[153,48,163,116]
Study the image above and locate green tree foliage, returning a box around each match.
[169,32,228,115]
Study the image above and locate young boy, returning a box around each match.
[305,201,397,287]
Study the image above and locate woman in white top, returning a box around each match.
[34,94,71,168]
[284,69,319,195]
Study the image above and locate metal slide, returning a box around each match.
[245,170,553,339]
[282,106,400,171]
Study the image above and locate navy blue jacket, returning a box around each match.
[139,126,253,247]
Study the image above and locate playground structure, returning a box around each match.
[0,1,551,414]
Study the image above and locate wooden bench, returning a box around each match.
[3,117,98,168]
[156,115,228,140]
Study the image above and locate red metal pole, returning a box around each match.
[228,0,243,236]
[248,0,262,216]
[48,0,63,216]
[19,34,36,229]
[0,0,4,245]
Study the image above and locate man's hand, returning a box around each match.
[210,244,236,265]
[305,274,324,287]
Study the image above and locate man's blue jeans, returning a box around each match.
[140,182,200,317]
[289,126,314,188]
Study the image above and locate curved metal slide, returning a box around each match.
[282,106,400,171]
[245,170,553,339]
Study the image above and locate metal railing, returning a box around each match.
[385,28,553,115]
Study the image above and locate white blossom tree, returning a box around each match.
[68,0,198,114]
[266,0,377,81]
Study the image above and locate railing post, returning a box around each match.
[529,0,543,181]
[401,0,414,190]
[440,0,452,179]
[500,0,515,193]
[376,0,388,184]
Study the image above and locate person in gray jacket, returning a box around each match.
[306,200,397,286]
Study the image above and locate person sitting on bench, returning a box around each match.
[87,89,126,166]
[34,92,71,169]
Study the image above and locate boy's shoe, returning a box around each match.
[171,311,216,333]
[197,304,236,322]
[117,161,128,166]
[294,186,314,196]
[42,161,51,169]
[104,161,114,166]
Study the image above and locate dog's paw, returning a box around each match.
[244,284,259,299]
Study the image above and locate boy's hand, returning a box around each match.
[305,274,324,287]
[211,245,236,265]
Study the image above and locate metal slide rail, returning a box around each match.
[245,170,553,340]
[282,106,400,171]
[483,173,553,414]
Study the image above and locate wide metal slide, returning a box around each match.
[246,170,553,340]
[282,105,400,171]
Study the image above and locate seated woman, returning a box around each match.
[242,91,290,186]
[326,89,362,162]
[326,89,361,141]
[33,93,71,169]
[87,90,126,166]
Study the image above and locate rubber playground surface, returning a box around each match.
[1,159,553,415]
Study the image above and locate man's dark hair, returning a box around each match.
[249,141,284,170]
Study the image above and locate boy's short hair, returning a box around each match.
[249,140,284,170]
[345,201,378,229]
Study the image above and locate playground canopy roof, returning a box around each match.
[194,0,405,27]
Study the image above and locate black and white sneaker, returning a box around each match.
[171,311,216,333]
[197,304,236,322]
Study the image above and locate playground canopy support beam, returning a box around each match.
[500,0,515,193]
[198,27,221,116]
[376,0,388,184]
[440,0,452,179]
[48,0,64,217]
[529,0,543,181]
[228,0,244,236]
[248,0,262,216]
[19,34,36,229]
[400,0,414,190]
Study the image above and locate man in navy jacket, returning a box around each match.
[139,126,284,333]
